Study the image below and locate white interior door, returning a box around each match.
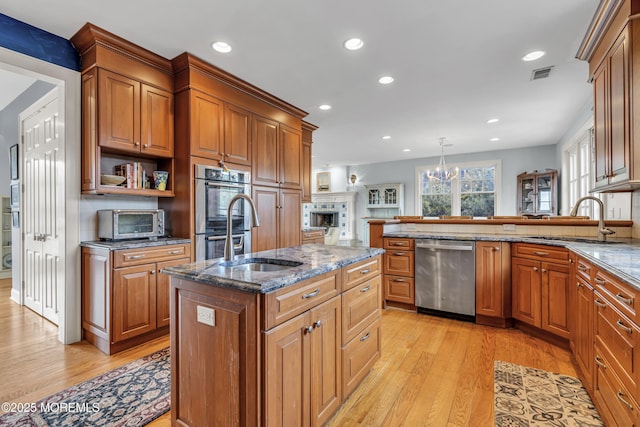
[21,87,61,325]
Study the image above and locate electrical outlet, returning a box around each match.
[197,305,215,326]
[502,224,516,232]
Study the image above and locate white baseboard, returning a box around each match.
[10,288,21,304]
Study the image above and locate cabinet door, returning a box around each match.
[264,312,310,427]
[511,257,541,327]
[280,124,302,189]
[252,115,280,186]
[608,31,630,185]
[112,264,157,342]
[476,242,505,318]
[309,297,342,427]
[384,276,414,305]
[156,258,190,328]
[279,189,302,249]
[252,186,279,252]
[224,103,251,166]
[302,140,312,202]
[541,261,571,338]
[190,91,223,159]
[98,69,140,153]
[140,84,173,158]
[593,61,609,188]
[575,279,594,390]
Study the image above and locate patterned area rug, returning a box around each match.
[494,360,603,426]
[0,347,170,426]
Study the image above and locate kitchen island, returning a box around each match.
[162,244,384,427]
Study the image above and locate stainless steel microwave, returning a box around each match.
[98,209,165,240]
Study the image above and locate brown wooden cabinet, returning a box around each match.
[382,237,415,307]
[71,23,176,197]
[252,185,301,252]
[81,242,190,354]
[516,170,557,216]
[511,244,570,339]
[301,121,317,203]
[475,241,511,327]
[252,117,303,190]
[170,255,382,426]
[571,256,595,391]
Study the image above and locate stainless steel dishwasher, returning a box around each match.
[415,239,476,321]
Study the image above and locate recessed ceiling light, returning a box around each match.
[522,50,545,61]
[382,135,391,140]
[344,38,364,50]
[211,41,232,53]
[486,118,500,124]
[403,148,411,152]
[318,104,332,110]
[490,137,500,142]
[378,76,394,85]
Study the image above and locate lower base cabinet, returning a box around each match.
[170,256,382,427]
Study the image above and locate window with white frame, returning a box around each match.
[416,160,501,217]
[566,129,593,217]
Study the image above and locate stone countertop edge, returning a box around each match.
[383,231,640,291]
[162,244,385,294]
[80,237,191,250]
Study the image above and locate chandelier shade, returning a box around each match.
[426,137,459,181]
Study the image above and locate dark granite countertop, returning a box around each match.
[383,231,640,290]
[161,244,385,294]
[80,237,191,251]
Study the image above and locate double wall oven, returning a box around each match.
[194,165,252,261]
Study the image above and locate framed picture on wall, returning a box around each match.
[316,172,331,192]
[10,183,19,208]
[9,144,18,180]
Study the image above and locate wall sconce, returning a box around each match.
[350,174,357,185]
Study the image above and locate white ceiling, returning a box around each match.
[0,69,36,111]
[2,0,599,166]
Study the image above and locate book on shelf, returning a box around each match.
[114,162,149,189]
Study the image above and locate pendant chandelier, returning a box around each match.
[426,137,459,181]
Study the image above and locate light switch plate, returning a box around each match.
[197,305,215,326]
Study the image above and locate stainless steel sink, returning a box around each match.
[219,258,303,272]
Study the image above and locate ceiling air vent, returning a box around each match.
[531,66,553,81]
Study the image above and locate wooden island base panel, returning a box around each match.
[162,245,383,426]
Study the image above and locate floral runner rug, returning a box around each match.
[494,360,604,426]
[0,347,170,426]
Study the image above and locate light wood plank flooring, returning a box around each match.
[1,280,577,426]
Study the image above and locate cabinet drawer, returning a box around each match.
[512,244,569,263]
[383,251,414,277]
[302,229,324,240]
[594,353,638,427]
[342,256,381,291]
[342,316,381,399]
[342,276,381,344]
[263,270,339,330]
[384,237,414,250]
[383,275,414,305]
[594,293,638,395]
[576,257,592,282]
[113,244,191,268]
[594,268,637,322]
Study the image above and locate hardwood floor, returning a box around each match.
[1,280,577,426]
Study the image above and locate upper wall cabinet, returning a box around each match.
[577,0,640,191]
[301,121,318,203]
[517,170,557,216]
[71,23,175,197]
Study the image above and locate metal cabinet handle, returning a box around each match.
[360,268,371,274]
[393,278,407,282]
[617,391,634,410]
[533,251,549,256]
[542,268,547,273]
[143,143,149,148]
[594,299,607,308]
[616,293,633,306]
[594,277,605,286]
[577,265,588,272]
[594,355,607,368]
[532,267,538,272]
[168,250,183,255]
[360,285,371,293]
[302,288,320,299]
[126,255,145,260]
[313,320,322,329]
[392,242,406,246]
[493,247,500,252]
[576,282,582,289]
[150,270,156,275]
[304,326,313,334]
[616,319,633,334]
[393,252,405,256]
[134,141,140,146]
[359,332,371,342]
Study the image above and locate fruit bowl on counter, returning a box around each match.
[100,174,126,186]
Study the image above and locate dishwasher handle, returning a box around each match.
[416,242,474,251]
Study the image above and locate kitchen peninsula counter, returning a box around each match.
[80,236,191,250]
[161,244,384,293]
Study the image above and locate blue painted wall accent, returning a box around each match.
[0,14,80,71]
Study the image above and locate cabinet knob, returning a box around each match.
[313,320,322,329]
[576,282,582,288]
[493,247,500,252]
[304,326,314,334]
[134,141,140,146]
[150,270,156,275]
[542,268,547,273]
[143,143,149,148]
[532,267,538,272]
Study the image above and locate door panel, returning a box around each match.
[98,69,140,152]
